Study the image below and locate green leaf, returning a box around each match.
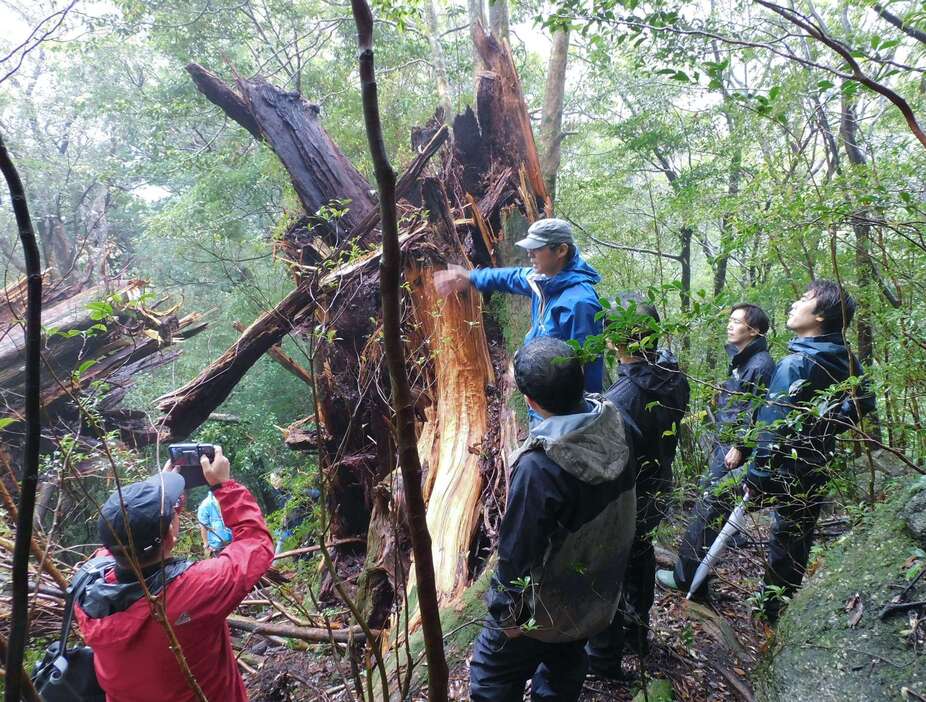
[76,359,98,375]
[87,300,114,321]
[817,79,834,91]
[841,80,861,97]
[0,417,17,430]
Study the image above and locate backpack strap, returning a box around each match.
[55,556,115,653]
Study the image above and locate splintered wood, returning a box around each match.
[167,20,550,642]
[408,262,494,598]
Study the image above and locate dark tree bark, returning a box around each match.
[155,122,449,442]
[0,133,43,702]
[839,96,875,365]
[186,63,263,140]
[349,0,449,697]
[873,3,926,46]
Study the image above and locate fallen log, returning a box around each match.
[155,125,449,444]
[1,279,206,463]
[157,282,314,440]
[226,615,371,644]
[272,537,366,561]
[233,320,312,387]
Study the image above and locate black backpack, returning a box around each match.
[32,556,113,701]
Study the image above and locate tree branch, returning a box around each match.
[756,0,926,150]
[349,0,449,698]
[0,133,42,702]
[873,3,926,46]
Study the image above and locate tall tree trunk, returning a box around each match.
[0,134,43,702]
[713,147,741,299]
[539,27,570,199]
[423,0,453,120]
[489,0,509,42]
[469,0,487,75]
[839,93,885,445]
[679,224,692,352]
[350,1,449,699]
[839,95,874,365]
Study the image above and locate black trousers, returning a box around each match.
[586,466,669,670]
[761,488,824,620]
[673,445,744,595]
[469,626,587,702]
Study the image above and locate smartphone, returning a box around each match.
[167,443,215,489]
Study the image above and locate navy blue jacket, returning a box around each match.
[469,252,604,392]
[713,337,775,456]
[604,350,690,500]
[746,333,876,490]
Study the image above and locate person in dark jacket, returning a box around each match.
[586,294,690,679]
[656,303,775,596]
[744,280,875,622]
[434,218,604,394]
[75,447,274,702]
[469,337,636,702]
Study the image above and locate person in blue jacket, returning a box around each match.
[433,217,604,394]
[744,280,875,622]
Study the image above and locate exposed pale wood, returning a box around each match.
[407,259,493,599]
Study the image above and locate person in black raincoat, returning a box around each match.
[469,337,636,702]
[656,303,775,597]
[743,280,875,622]
[586,294,690,679]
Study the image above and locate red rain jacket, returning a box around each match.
[75,480,274,702]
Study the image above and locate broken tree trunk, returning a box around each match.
[1,278,206,464]
[163,29,550,658]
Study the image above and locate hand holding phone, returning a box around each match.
[200,445,230,487]
[167,443,216,489]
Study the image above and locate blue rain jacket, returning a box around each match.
[745,333,876,492]
[469,253,604,392]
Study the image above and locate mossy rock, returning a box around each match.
[755,479,926,702]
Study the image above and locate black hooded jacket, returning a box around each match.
[712,337,775,456]
[605,350,691,499]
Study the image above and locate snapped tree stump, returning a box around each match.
[162,23,549,643]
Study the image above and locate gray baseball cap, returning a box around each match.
[515,218,575,250]
[99,472,186,557]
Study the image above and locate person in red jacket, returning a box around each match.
[74,447,273,702]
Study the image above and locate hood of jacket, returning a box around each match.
[512,397,629,485]
[528,251,601,296]
[621,349,686,400]
[77,559,192,645]
[788,333,856,378]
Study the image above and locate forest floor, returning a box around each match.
[245,510,849,701]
